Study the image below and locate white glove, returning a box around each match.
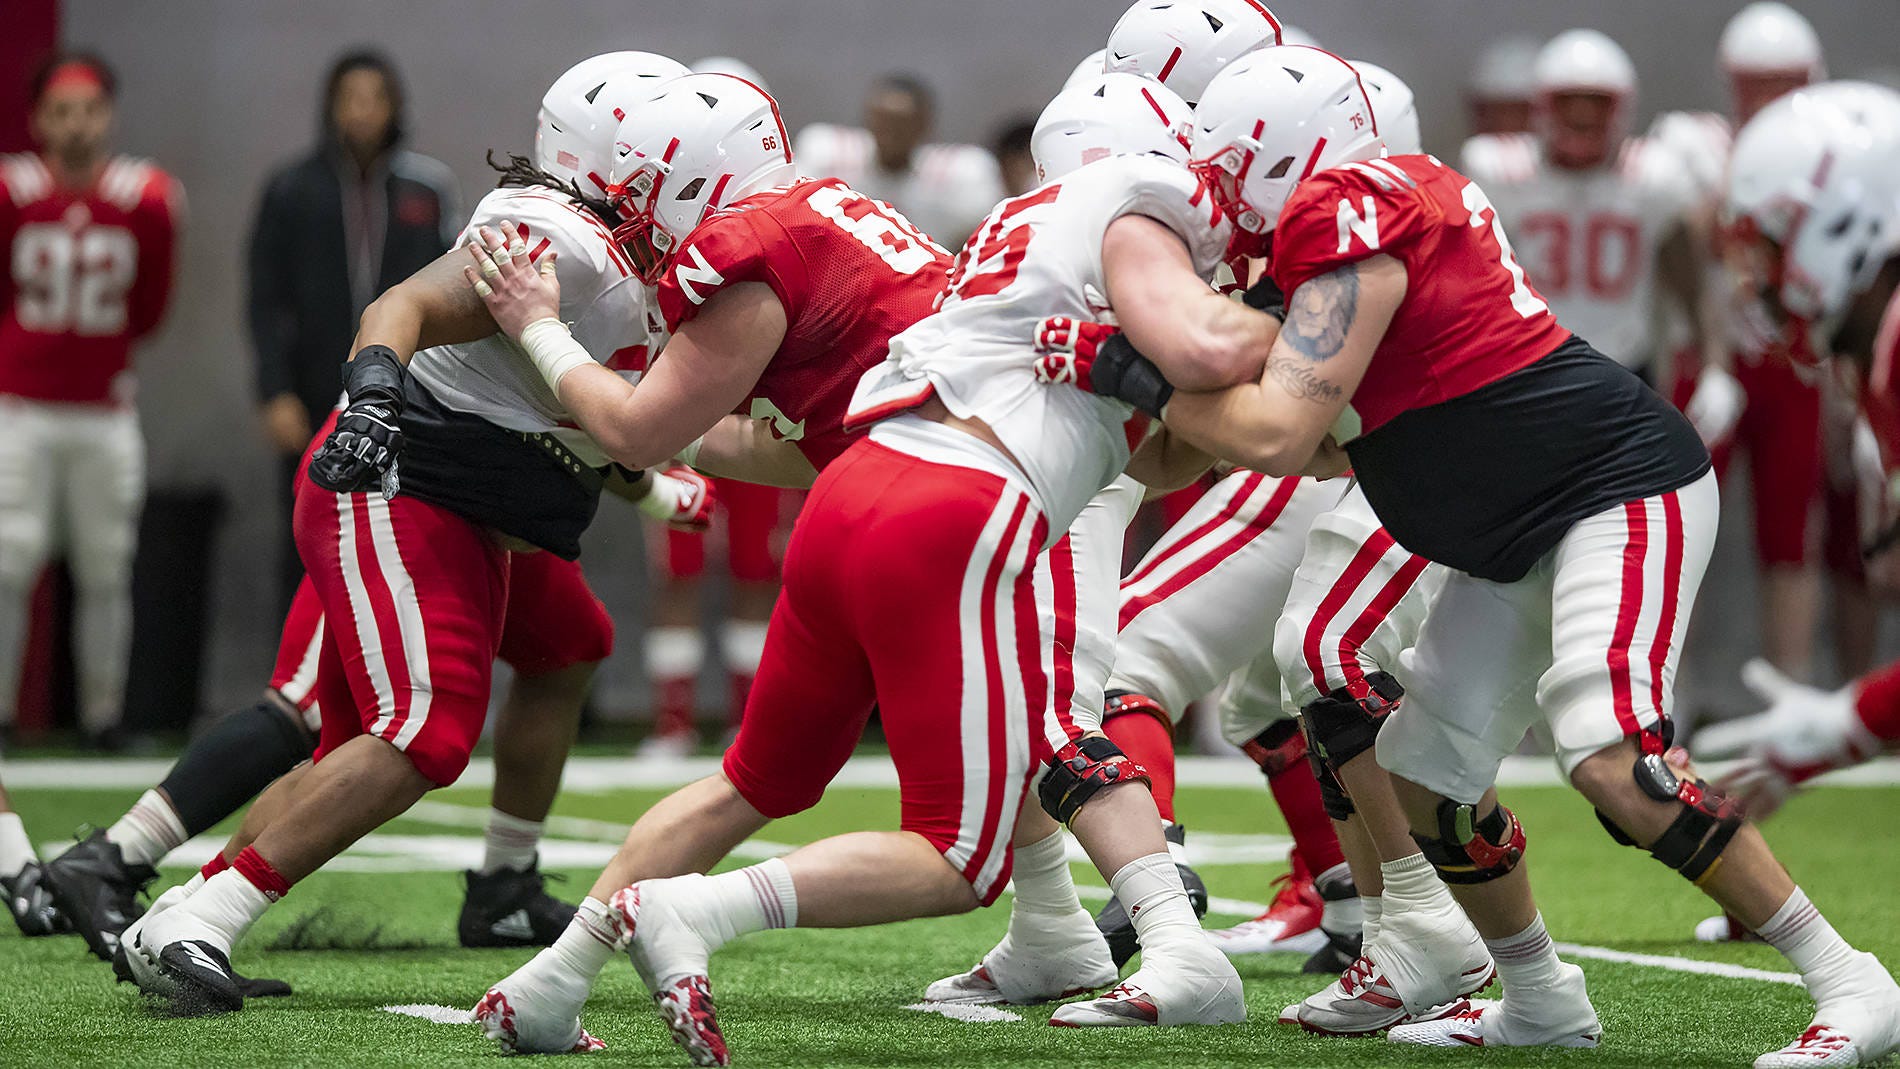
[636,463,716,532]
[1694,658,1880,818]
[1685,365,1745,447]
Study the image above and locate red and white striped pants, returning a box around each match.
[1379,471,1719,801]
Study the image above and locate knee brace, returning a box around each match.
[1306,744,1356,820]
[1038,736,1151,825]
[1301,671,1404,767]
[1595,748,1744,885]
[1413,800,1526,884]
[1103,690,1173,732]
[1241,718,1305,776]
[160,700,316,835]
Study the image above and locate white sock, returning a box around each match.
[106,789,189,867]
[719,621,769,676]
[1163,822,1191,868]
[1363,896,1384,945]
[673,857,799,952]
[1108,852,1203,957]
[1758,888,1866,1002]
[185,869,274,948]
[546,896,625,982]
[646,626,706,681]
[1379,852,1455,912]
[482,808,544,875]
[1007,829,1082,918]
[1485,913,1562,989]
[0,812,35,878]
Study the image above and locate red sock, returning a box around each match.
[231,846,292,901]
[1104,712,1177,822]
[1268,760,1347,876]
[1854,660,1900,743]
[199,853,230,880]
[654,677,698,736]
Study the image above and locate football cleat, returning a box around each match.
[1388,963,1599,1048]
[41,829,156,960]
[1283,954,1496,1036]
[924,910,1118,1004]
[474,978,606,1056]
[3,861,68,936]
[1301,926,1364,975]
[1756,951,1900,1068]
[1696,913,1762,943]
[1049,948,1246,1028]
[459,863,578,947]
[615,880,729,1067]
[1207,866,1325,956]
[1373,888,1495,1013]
[156,939,244,1017]
[1303,863,1364,974]
[1095,822,1209,967]
[116,885,293,1000]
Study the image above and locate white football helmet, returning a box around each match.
[1190,46,1383,254]
[536,51,689,194]
[1719,2,1825,79]
[1534,29,1637,100]
[606,73,798,282]
[1725,81,1900,356]
[1103,0,1283,106]
[690,56,771,95]
[1470,36,1541,102]
[1032,72,1193,182]
[1352,60,1421,156]
[1062,49,1110,93]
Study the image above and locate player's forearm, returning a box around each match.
[689,415,819,488]
[351,251,500,363]
[1130,289,1276,393]
[1161,384,1320,477]
[1123,423,1215,492]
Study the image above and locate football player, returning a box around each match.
[1077,46,1900,1064]
[1101,0,1283,107]
[0,775,62,936]
[0,53,182,749]
[119,52,705,1015]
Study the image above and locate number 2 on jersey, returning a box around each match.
[11,224,138,335]
[1459,182,1547,320]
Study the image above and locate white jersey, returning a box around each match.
[848,155,1228,538]
[793,123,1006,247]
[1460,132,1698,371]
[407,185,663,467]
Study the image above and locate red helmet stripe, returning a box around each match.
[1299,135,1329,180]
[1237,0,1283,42]
[1157,46,1183,84]
[1138,86,1171,125]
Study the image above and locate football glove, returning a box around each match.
[636,464,717,532]
[1033,315,1174,418]
[1684,365,1744,447]
[308,346,406,497]
[1241,274,1287,321]
[1694,658,1881,819]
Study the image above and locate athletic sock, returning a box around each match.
[106,789,189,867]
[1363,896,1384,945]
[1485,913,1562,989]
[1268,759,1348,876]
[669,857,799,951]
[1759,888,1867,1002]
[0,812,35,878]
[720,621,769,726]
[647,627,705,736]
[231,846,292,900]
[185,868,275,947]
[1102,713,1177,821]
[481,809,544,875]
[1379,852,1457,914]
[1007,829,1082,918]
[1315,861,1364,936]
[546,897,626,982]
[199,853,230,881]
[1108,852,1202,957]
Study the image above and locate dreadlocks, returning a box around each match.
[486,150,619,229]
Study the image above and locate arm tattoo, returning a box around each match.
[1281,263,1360,362]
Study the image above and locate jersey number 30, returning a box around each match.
[12,224,137,335]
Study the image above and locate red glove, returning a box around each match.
[638,464,716,532]
[1032,315,1122,392]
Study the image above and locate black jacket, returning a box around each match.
[247,144,458,417]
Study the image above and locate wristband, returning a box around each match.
[344,345,407,406]
[517,318,595,389]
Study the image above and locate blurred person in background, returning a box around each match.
[1465,36,1541,140]
[0,53,182,750]
[794,73,1004,247]
[992,117,1037,197]
[248,50,458,611]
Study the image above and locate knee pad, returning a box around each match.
[1305,742,1356,821]
[1240,718,1305,777]
[1595,749,1744,886]
[1301,671,1403,767]
[1102,690,1172,732]
[160,700,316,835]
[1038,735,1151,825]
[1412,800,1526,884]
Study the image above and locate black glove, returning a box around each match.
[1242,274,1287,321]
[1088,332,1175,418]
[308,346,406,495]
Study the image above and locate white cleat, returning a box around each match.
[1280,954,1495,1036]
[1049,941,1245,1028]
[1388,963,1600,1048]
[1757,952,1900,1068]
[120,883,194,998]
[474,949,607,1055]
[924,911,1118,1005]
[614,879,729,1067]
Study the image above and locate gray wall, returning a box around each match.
[63,0,1899,715]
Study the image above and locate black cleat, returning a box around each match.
[3,861,68,937]
[1302,863,1362,974]
[42,829,156,961]
[113,942,292,999]
[458,863,577,948]
[1094,823,1209,968]
[158,939,244,1016]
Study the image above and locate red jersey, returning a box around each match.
[1862,284,1900,476]
[0,153,183,404]
[656,177,951,469]
[1269,153,1571,435]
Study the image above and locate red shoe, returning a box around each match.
[1207,853,1324,955]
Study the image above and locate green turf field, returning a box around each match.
[2,768,1894,1068]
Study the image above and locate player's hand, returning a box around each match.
[1694,658,1880,816]
[260,393,314,455]
[1033,315,1174,418]
[636,464,717,531]
[1685,365,1744,446]
[308,346,406,497]
[464,222,560,338]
